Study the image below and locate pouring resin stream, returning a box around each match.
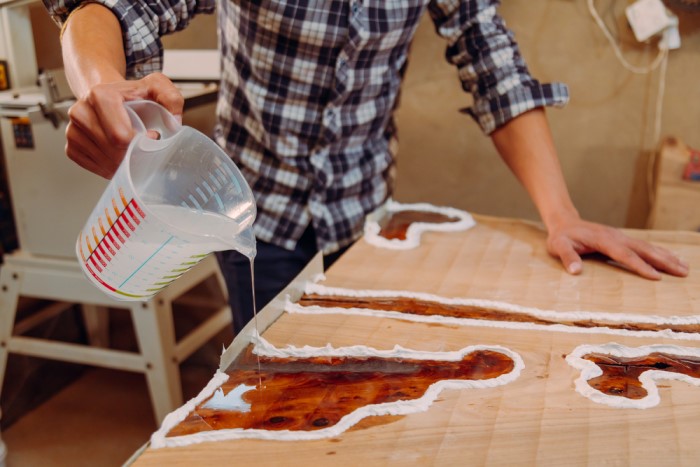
[152,204,264,386]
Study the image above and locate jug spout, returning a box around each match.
[234,227,257,259]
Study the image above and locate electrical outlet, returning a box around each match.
[625,0,674,42]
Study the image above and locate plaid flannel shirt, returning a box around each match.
[45,0,569,254]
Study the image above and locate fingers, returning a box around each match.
[64,73,184,179]
[547,221,690,280]
[66,101,128,179]
[602,243,663,281]
[627,238,689,278]
[145,73,184,121]
[86,84,134,146]
[548,235,583,275]
[569,226,664,280]
[592,229,693,280]
[67,145,112,179]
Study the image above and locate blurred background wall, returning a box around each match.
[393,0,700,229]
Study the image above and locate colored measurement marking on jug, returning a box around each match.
[78,187,151,298]
[78,187,208,300]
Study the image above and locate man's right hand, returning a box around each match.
[65,73,184,179]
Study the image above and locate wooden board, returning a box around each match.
[130,215,700,465]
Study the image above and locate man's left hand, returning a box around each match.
[546,218,689,280]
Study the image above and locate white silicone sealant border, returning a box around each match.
[150,335,524,448]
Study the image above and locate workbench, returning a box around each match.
[129,215,700,465]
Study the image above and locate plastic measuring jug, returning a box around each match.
[76,100,256,301]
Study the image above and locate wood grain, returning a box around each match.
[131,216,700,466]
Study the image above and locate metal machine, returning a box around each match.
[0,72,109,258]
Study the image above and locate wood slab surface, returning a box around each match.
[131,215,700,466]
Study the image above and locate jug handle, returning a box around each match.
[124,100,181,140]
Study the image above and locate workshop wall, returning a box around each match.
[394,0,700,229]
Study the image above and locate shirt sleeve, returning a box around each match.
[42,0,216,79]
[427,0,569,135]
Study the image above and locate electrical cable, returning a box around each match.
[586,0,668,74]
[647,48,669,210]
[652,49,669,151]
[587,0,672,214]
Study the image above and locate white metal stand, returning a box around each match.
[0,251,232,424]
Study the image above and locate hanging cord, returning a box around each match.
[586,0,668,74]
[647,49,669,210]
[587,0,671,213]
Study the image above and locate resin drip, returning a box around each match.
[165,345,515,438]
[379,210,459,240]
[582,352,700,399]
[249,258,262,389]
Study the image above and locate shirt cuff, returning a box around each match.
[462,81,570,135]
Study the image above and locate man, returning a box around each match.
[44,1,688,334]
